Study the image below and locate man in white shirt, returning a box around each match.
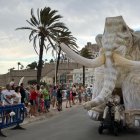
[1,84,15,106]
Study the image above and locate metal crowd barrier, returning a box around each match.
[0,104,25,137]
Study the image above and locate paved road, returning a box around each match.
[1,106,140,140]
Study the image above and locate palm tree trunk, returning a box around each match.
[37,36,44,84]
[83,66,85,86]
[56,46,61,83]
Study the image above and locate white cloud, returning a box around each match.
[0,31,36,59]
[0,60,29,74]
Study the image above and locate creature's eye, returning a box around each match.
[122,26,127,32]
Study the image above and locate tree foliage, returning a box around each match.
[80,47,92,86]
[16,7,67,84]
[26,61,38,69]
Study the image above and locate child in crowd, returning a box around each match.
[29,86,38,117]
[39,94,45,113]
[57,85,63,111]
[42,85,50,112]
[65,86,72,108]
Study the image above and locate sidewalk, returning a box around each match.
[22,101,81,125]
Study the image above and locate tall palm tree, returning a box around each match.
[80,47,92,86]
[55,29,78,83]
[17,62,21,70]
[16,7,67,84]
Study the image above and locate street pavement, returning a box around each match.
[1,106,140,140]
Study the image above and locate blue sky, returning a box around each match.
[0,0,140,74]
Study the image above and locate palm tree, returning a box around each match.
[55,29,78,83]
[16,7,67,84]
[80,47,92,86]
[20,64,24,70]
[26,61,38,69]
[50,59,54,63]
[17,62,21,70]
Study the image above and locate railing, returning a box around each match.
[0,104,25,137]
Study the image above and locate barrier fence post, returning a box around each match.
[0,129,6,137]
[0,104,25,137]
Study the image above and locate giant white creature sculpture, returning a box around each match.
[60,16,140,114]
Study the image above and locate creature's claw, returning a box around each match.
[83,100,99,110]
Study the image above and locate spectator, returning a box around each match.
[20,83,26,103]
[13,86,21,104]
[77,85,83,104]
[1,84,15,106]
[90,85,94,99]
[57,85,63,111]
[25,87,30,103]
[82,86,88,102]
[35,85,41,112]
[65,86,72,108]
[71,84,77,105]
[42,85,50,112]
[51,86,57,109]
[29,86,38,117]
[39,93,45,113]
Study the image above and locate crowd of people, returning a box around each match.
[0,80,94,118]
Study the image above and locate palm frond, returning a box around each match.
[30,18,38,27]
[44,43,51,53]
[48,15,62,26]
[47,33,57,43]
[40,7,51,26]
[16,27,37,31]
[31,8,39,26]
[37,8,40,24]
[33,35,39,55]
[48,22,67,29]
[46,36,56,50]
[29,30,37,42]
[48,9,58,18]
[52,49,56,59]
[26,20,35,27]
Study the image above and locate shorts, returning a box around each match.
[57,98,62,104]
[66,95,70,100]
[30,100,36,106]
[72,92,76,96]
[44,99,50,108]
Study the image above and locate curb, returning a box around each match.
[22,104,81,125]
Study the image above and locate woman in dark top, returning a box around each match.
[20,83,26,103]
[57,86,63,111]
[52,86,57,109]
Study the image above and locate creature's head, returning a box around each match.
[60,16,140,70]
[96,16,140,69]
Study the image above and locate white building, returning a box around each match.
[71,68,95,87]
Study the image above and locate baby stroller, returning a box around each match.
[98,101,124,136]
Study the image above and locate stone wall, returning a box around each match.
[42,62,82,76]
[0,62,82,87]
